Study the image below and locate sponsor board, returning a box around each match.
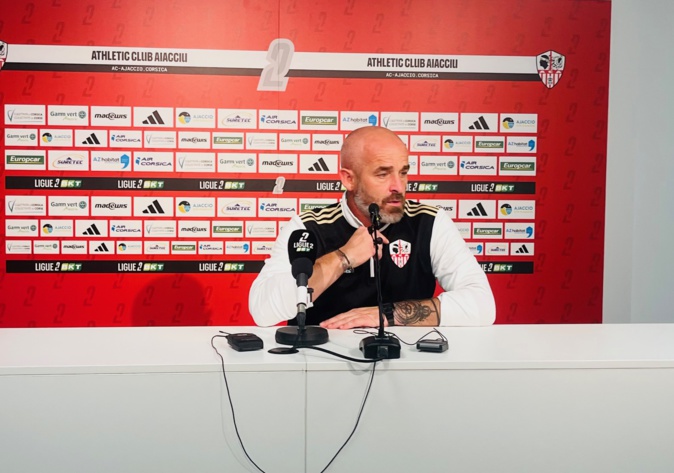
[176,152,216,172]
[76,220,109,237]
[506,136,537,153]
[133,152,173,172]
[472,223,504,239]
[442,135,473,153]
[458,200,496,219]
[109,130,143,148]
[467,243,484,255]
[459,156,497,175]
[511,242,535,255]
[259,153,297,173]
[6,196,47,216]
[246,132,278,150]
[498,200,536,219]
[48,196,89,216]
[312,134,343,151]
[47,105,88,126]
[279,133,311,151]
[300,111,339,130]
[61,241,88,254]
[259,110,298,130]
[178,221,211,237]
[143,220,177,237]
[34,240,60,254]
[500,114,538,133]
[91,151,132,171]
[5,150,46,170]
[6,219,39,237]
[6,240,32,254]
[420,112,458,132]
[212,132,245,149]
[258,198,298,217]
[75,130,108,148]
[211,220,244,238]
[245,220,277,238]
[418,155,458,175]
[298,198,338,213]
[499,156,536,176]
[460,113,498,132]
[340,111,378,130]
[134,107,174,127]
[40,219,74,237]
[299,154,338,173]
[381,112,419,131]
[90,106,131,126]
[115,241,143,254]
[410,135,441,152]
[176,108,216,128]
[89,240,115,254]
[144,131,176,148]
[218,109,257,129]
[218,198,257,217]
[91,196,132,217]
[5,129,38,146]
[226,241,251,255]
[198,241,224,255]
[134,197,174,217]
[178,131,210,149]
[486,242,509,255]
[144,241,170,254]
[252,241,274,255]
[407,155,418,175]
[40,129,73,147]
[109,220,143,237]
[419,199,456,218]
[5,104,46,125]
[474,137,505,153]
[217,152,257,173]
[505,223,535,239]
[48,150,89,170]
[454,222,471,240]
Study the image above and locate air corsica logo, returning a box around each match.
[537,50,565,88]
[0,41,7,71]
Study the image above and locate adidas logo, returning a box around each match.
[82,224,102,236]
[467,202,488,217]
[468,116,490,130]
[142,199,166,214]
[142,110,165,125]
[515,244,531,254]
[82,133,101,145]
[94,242,110,252]
[307,157,330,172]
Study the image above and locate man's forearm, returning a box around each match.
[392,298,441,326]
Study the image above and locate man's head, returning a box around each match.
[340,126,410,225]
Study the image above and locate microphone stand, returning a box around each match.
[359,207,401,359]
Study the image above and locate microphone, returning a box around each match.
[368,203,381,230]
[359,203,401,359]
[274,229,329,349]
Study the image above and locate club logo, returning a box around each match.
[389,239,411,269]
[537,50,565,89]
[0,41,7,71]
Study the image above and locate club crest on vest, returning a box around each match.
[389,239,411,268]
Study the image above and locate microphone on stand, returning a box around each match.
[359,203,401,359]
[275,229,329,349]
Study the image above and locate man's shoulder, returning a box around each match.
[300,202,343,226]
[404,200,440,219]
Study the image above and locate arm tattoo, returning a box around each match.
[393,299,440,326]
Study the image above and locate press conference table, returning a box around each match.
[1,324,674,473]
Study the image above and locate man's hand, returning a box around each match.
[340,226,389,269]
[319,306,388,330]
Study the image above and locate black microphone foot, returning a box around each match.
[275,325,329,347]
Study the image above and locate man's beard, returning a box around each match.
[353,186,405,224]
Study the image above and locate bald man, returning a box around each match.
[249,126,495,328]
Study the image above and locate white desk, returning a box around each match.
[2,325,674,473]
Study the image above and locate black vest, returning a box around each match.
[291,200,439,325]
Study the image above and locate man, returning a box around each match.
[249,126,495,328]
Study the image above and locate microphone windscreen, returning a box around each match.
[368,203,380,215]
[287,229,318,265]
[290,257,314,279]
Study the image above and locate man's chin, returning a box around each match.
[381,208,404,224]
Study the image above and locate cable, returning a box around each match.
[353,328,448,346]
[319,360,378,473]
[210,334,267,473]
[300,345,382,363]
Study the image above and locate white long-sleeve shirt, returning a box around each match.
[249,196,496,327]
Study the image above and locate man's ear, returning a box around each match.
[339,168,355,191]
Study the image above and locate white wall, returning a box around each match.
[605,0,674,322]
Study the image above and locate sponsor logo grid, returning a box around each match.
[4,105,536,261]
